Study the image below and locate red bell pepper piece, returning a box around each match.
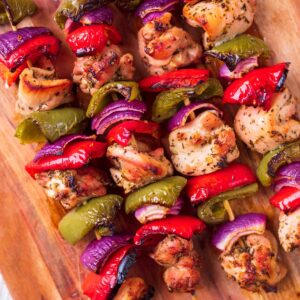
[223,63,289,110]
[2,35,60,72]
[186,163,257,205]
[270,187,300,212]
[25,140,107,177]
[82,245,134,300]
[134,216,205,245]
[67,25,122,57]
[139,69,210,92]
[0,62,25,86]
[106,120,160,147]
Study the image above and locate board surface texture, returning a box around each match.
[0,1,300,300]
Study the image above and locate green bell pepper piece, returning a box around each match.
[151,78,223,123]
[125,176,187,214]
[15,107,86,144]
[86,81,141,118]
[54,0,110,28]
[0,0,37,25]
[197,183,259,224]
[257,140,300,187]
[59,194,123,244]
[205,34,271,70]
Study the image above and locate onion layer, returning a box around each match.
[273,162,300,192]
[212,213,266,252]
[135,197,183,224]
[167,102,222,132]
[92,100,147,135]
[80,234,132,272]
[80,7,113,25]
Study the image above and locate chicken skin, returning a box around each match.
[73,45,134,94]
[114,277,154,300]
[169,111,239,176]
[220,232,287,292]
[150,235,201,293]
[138,12,202,75]
[278,208,300,252]
[234,88,300,154]
[16,67,73,116]
[183,0,256,49]
[35,166,109,209]
[107,143,173,193]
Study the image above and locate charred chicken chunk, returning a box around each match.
[220,232,287,292]
[16,67,73,116]
[163,253,201,293]
[169,111,239,176]
[138,12,202,75]
[114,277,155,300]
[35,166,109,209]
[278,208,300,252]
[234,88,300,154]
[73,45,134,95]
[150,235,201,293]
[150,234,193,267]
[107,143,173,193]
[183,0,256,49]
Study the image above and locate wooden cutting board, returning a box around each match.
[0,1,300,299]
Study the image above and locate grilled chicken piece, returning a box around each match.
[150,235,193,267]
[234,88,300,154]
[35,166,109,210]
[107,143,173,193]
[73,45,134,94]
[183,0,256,49]
[114,277,155,300]
[138,12,202,75]
[169,111,239,176]
[163,253,201,293]
[16,67,73,116]
[151,235,201,293]
[220,232,287,292]
[278,208,300,252]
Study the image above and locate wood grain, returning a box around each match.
[0,1,299,300]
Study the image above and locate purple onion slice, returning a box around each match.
[219,56,258,79]
[135,197,183,224]
[92,100,147,134]
[167,102,222,132]
[136,0,179,23]
[80,234,132,272]
[64,18,81,35]
[33,134,95,162]
[273,162,300,192]
[80,7,113,25]
[0,27,51,61]
[212,213,266,252]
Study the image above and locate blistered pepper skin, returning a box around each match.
[223,63,289,110]
[58,194,123,244]
[187,163,257,205]
[25,141,107,177]
[134,216,206,245]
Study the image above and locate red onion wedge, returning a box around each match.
[135,197,183,224]
[80,234,132,272]
[212,213,266,252]
[80,7,113,25]
[273,162,300,192]
[136,0,179,24]
[0,27,51,61]
[167,102,222,132]
[92,100,147,135]
[33,134,95,162]
[219,56,258,79]
[64,19,81,35]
